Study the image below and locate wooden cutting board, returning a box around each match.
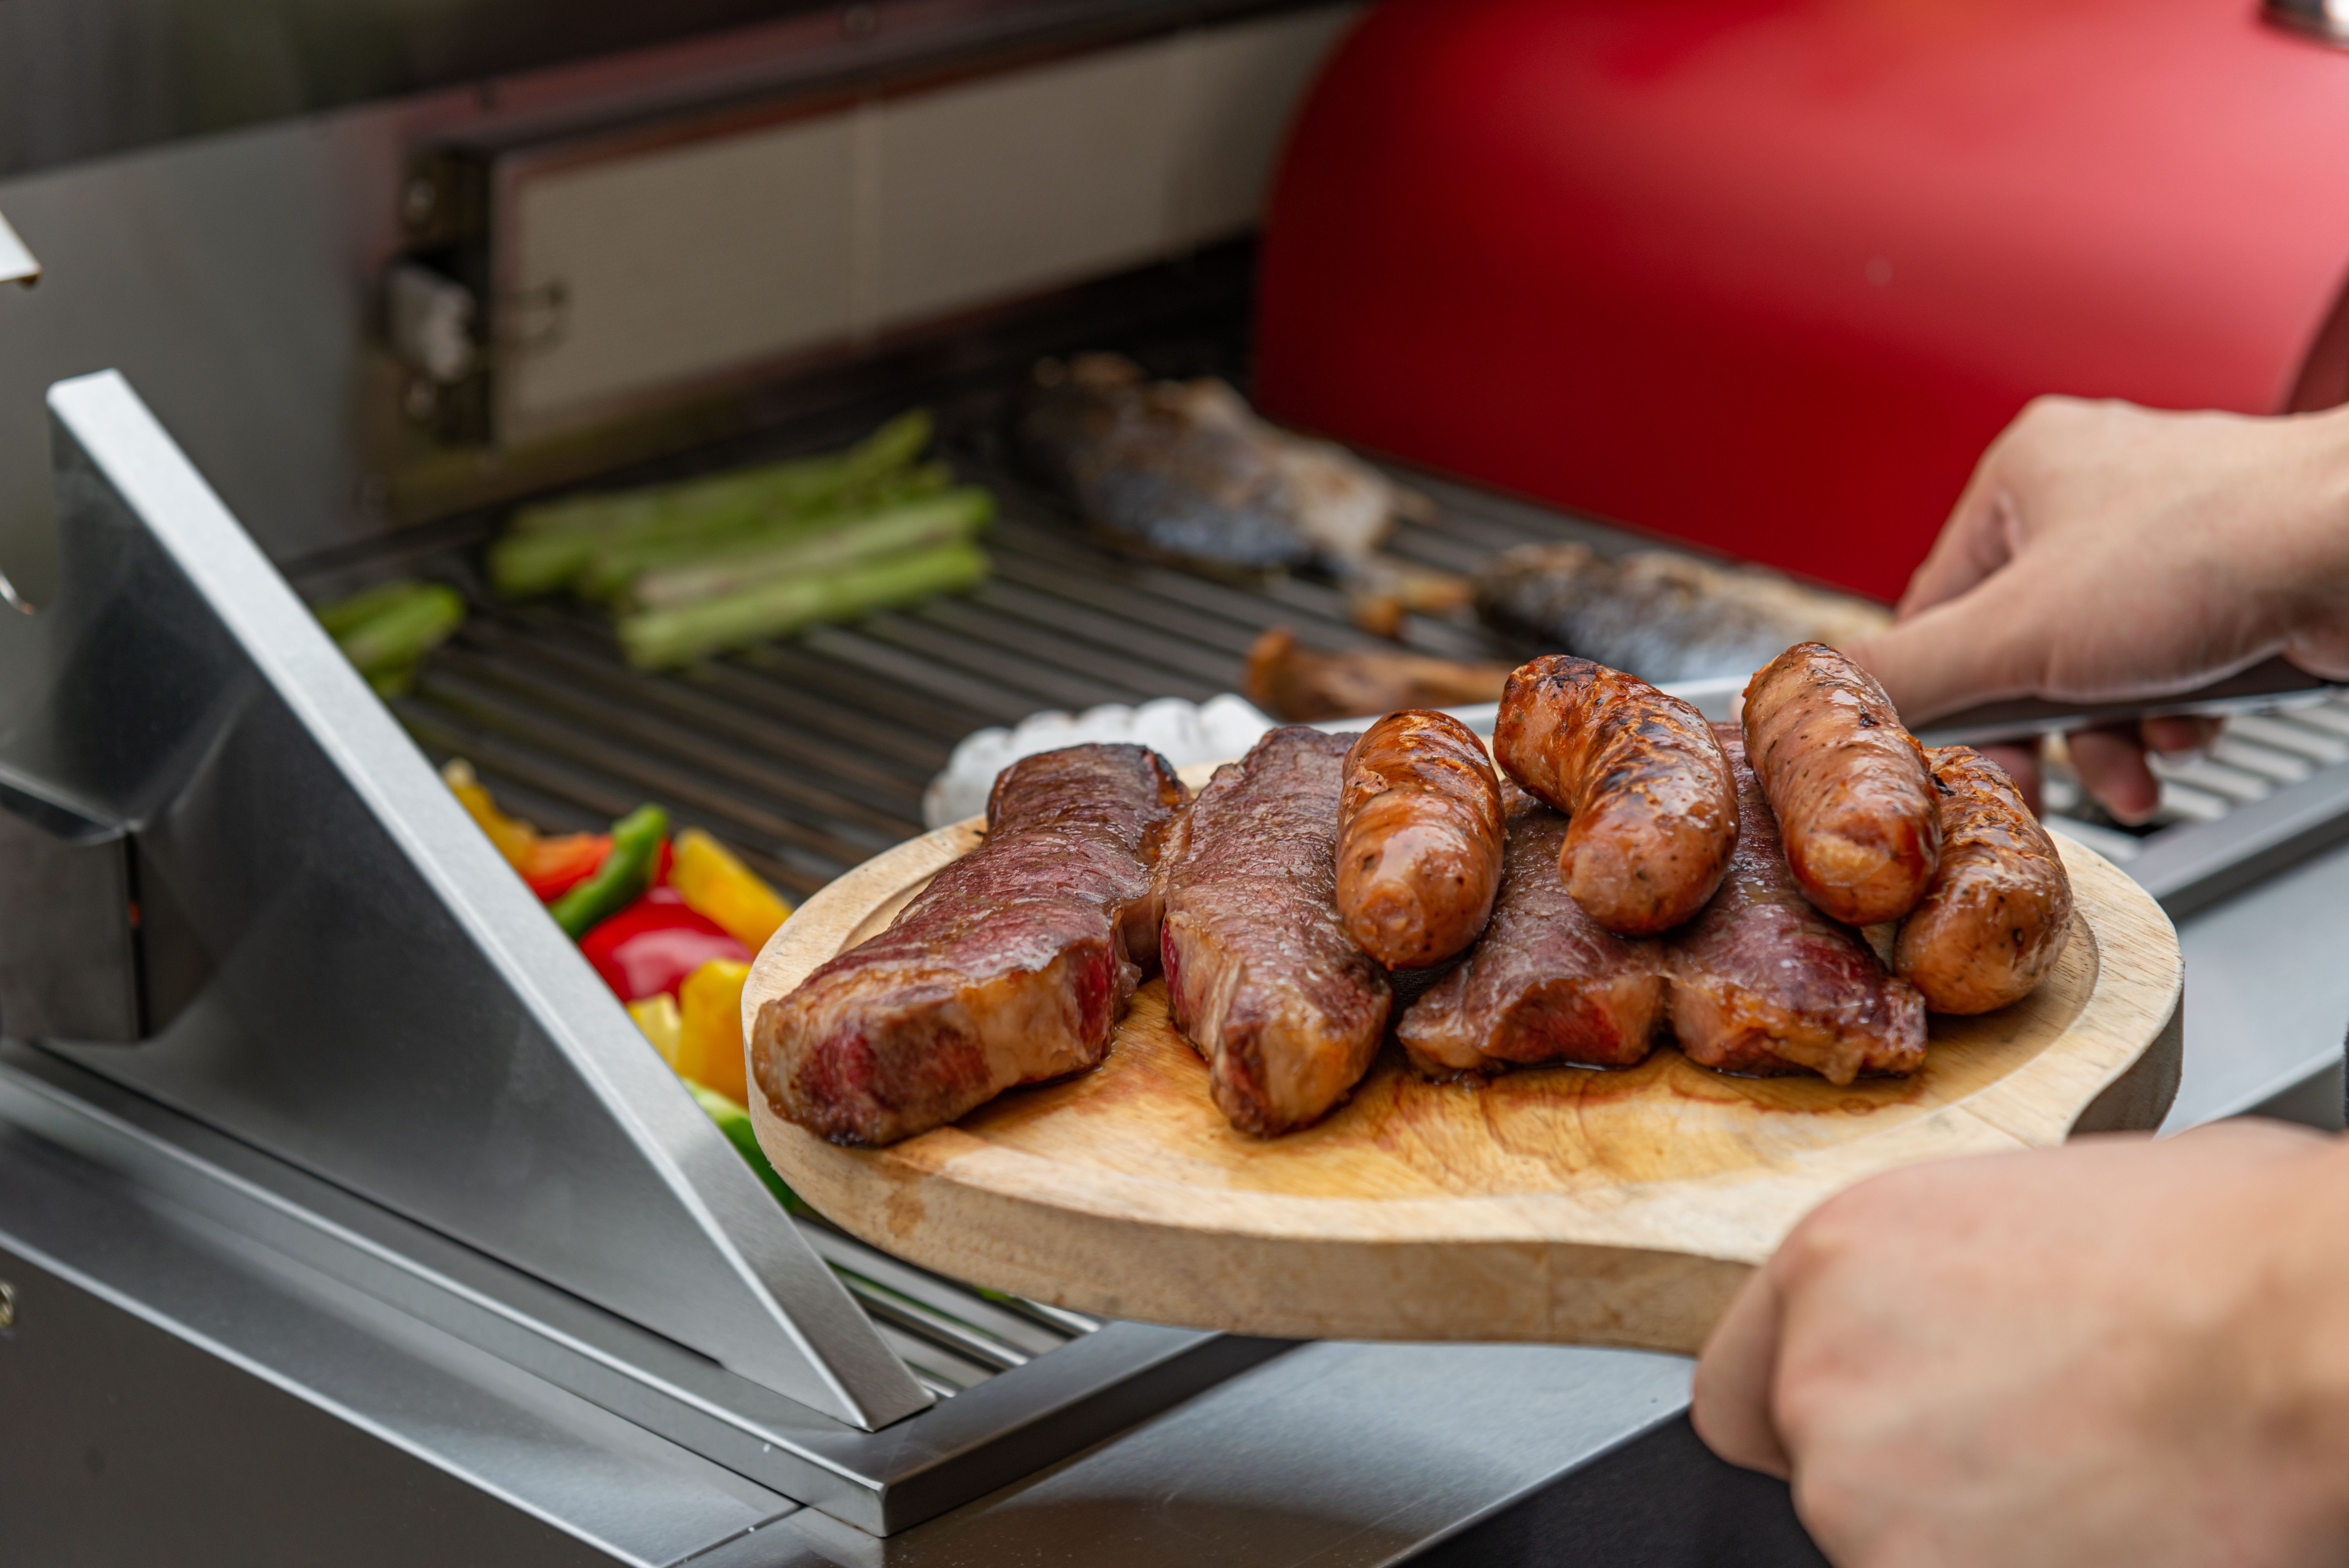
[745,764,2181,1354]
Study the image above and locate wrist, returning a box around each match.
[2229,1138,2349,1540]
[2265,404,2349,623]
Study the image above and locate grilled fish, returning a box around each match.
[1474,542,1891,684]
[1021,353,1405,574]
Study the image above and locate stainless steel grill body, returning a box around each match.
[5,3,2349,1557]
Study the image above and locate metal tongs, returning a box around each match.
[1911,656,2345,748]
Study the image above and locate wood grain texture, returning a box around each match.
[745,763,2180,1354]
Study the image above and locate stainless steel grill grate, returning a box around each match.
[377,466,1576,897]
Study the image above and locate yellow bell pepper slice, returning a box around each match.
[441,758,539,868]
[674,957,751,1104]
[628,993,683,1067]
[671,828,791,951]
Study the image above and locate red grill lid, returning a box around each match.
[1257,0,2349,601]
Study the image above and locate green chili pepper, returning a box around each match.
[688,1083,804,1214]
[551,804,667,939]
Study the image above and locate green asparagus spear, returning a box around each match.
[319,581,466,695]
[488,530,603,599]
[488,417,946,600]
[506,410,934,538]
[317,578,431,638]
[618,542,989,670]
[571,461,957,604]
[626,488,994,611]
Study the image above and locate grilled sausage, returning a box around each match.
[1492,655,1738,936]
[1334,710,1506,968]
[1893,747,2075,1014]
[1741,641,1939,926]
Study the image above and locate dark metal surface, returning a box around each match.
[2266,0,2349,47]
[0,770,141,1042]
[0,0,1315,182]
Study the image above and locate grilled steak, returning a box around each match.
[752,743,1185,1146]
[1398,793,1669,1076]
[1159,727,1392,1134]
[1668,725,1927,1084]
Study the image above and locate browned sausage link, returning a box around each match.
[1741,641,1939,926]
[1491,655,1738,936]
[1893,746,2074,1014]
[1334,709,1506,968]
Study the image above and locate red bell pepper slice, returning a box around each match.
[523,832,611,901]
[578,887,751,1003]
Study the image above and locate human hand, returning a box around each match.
[1846,396,2349,820]
[1692,1121,2349,1568]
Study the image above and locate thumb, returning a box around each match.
[1692,1263,1792,1479]
[1843,579,2048,724]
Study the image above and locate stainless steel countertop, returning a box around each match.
[2164,834,2349,1132]
[0,1071,1700,1566]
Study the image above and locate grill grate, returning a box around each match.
[385,466,1592,897]
[2041,696,2349,856]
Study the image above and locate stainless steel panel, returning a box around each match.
[0,370,926,1428]
[0,770,141,1041]
[0,1052,1816,1564]
[0,1129,795,1568]
[0,1044,1288,1533]
[2161,833,2349,1131]
[2117,756,2349,918]
[696,1341,1705,1567]
[0,2,1320,598]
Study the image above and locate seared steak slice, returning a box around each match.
[1158,727,1391,1135]
[1398,793,1668,1076]
[753,743,1185,1146]
[1667,726,1926,1084]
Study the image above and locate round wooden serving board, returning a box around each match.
[746,763,2182,1354]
